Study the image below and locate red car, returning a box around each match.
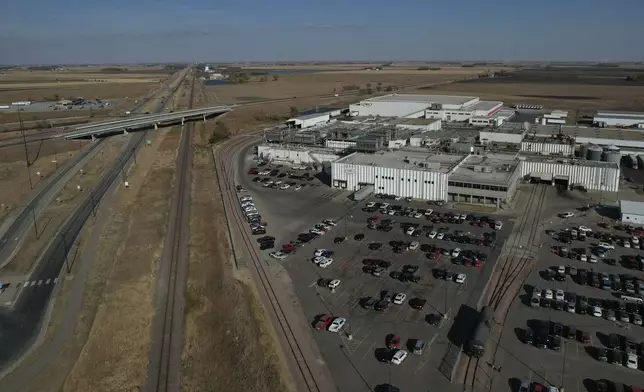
[247,168,258,175]
[368,216,381,223]
[282,243,296,252]
[386,335,401,349]
[315,315,333,331]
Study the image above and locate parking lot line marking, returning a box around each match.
[361,341,376,360]
[528,369,533,382]
[394,304,406,317]
[308,281,318,288]
[30,281,36,287]
[330,291,350,306]
[46,278,51,284]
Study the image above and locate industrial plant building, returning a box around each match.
[594,110,644,128]
[254,93,632,206]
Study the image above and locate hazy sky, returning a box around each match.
[2,0,643,64]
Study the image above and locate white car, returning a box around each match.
[269,252,287,260]
[632,236,640,245]
[241,202,255,208]
[394,196,402,201]
[328,317,346,333]
[624,241,631,248]
[560,212,575,218]
[518,380,531,392]
[579,254,587,262]
[405,227,416,236]
[240,196,253,202]
[627,353,638,369]
[598,242,614,250]
[279,184,290,190]
[381,203,390,209]
[455,273,466,284]
[436,232,445,240]
[387,210,396,215]
[409,241,419,251]
[366,202,376,208]
[244,208,259,215]
[424,209,434,216]
[323,219,337,226]
[294,185,302,191]
[428,231,437,239]
[313,256,328,264]
[589,255,598,263]
[555,289,565,302]
[544,289,554,300]
[393,293,407,305]
[592,306,602,317]
[310,228,324,235]
[578,226,592,233]
[413,212,423,219]
[328,279,341,290]
[262,181,273,187]
[459,213,468,220]
[274,180,282,185]
[567,302,576,313]
[390,349,408,365]
[452,248,461,257]
[557,265,565,274]
[319,258,333,268]
[314,249,328,257]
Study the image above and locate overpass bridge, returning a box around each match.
[61,105,234,139]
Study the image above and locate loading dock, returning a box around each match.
[554,174,570,188]
[530,172,553,184]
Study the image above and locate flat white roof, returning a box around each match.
[620,200,644,216]
[467,101,503,112]
[363,94,478,106]
[288,112,330,121]
[597,110,644,118]
[336,150,465,173]
[450,153,520,185]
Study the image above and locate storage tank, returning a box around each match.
[579,144,589,159]
[629,155,638,169]
[602,150,621,164]
[586,145,603,161]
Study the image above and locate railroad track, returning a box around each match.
[145,69,195,392]
[462,183,548,391]
[212,134,323,392]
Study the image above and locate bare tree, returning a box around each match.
[273,74,279,81]
[289,106,298,117]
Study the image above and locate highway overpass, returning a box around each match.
[62,105,234,139]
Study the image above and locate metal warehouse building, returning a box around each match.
[349,94,480,118]
[620,200,644,225]
[518,156,619,192]
[331,150,462,201]
[594,110,644,128]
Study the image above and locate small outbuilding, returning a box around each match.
[619,200,644,225]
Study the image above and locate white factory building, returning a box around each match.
[332,150,458,202]
[594,110,644,128]
[348,94,506,123]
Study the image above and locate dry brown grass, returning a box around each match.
[0,139,87,221]
[63,128,181,392]
[180,121,291,392]
[0,137,126,276]
[421,82,644,112]
[0,109,112,125]
[206,67,500,104]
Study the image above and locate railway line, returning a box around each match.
[213,133,326,392]
[144,70,195,392]
[462,183,548,391]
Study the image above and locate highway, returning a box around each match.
[0,139,105,269]
[0,67,191,378]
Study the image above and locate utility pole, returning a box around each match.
[18,110,34,189]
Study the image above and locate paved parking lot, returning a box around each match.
[237,156,514,392]
[492,207,644,392]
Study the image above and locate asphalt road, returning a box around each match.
[0,139,105,269]
[0,68,190,377]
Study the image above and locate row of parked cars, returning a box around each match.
[589,379,644,392]
[364,202,503,229]
[239,195,267,235]
[529,285,644,325]
[268,219,338,260]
